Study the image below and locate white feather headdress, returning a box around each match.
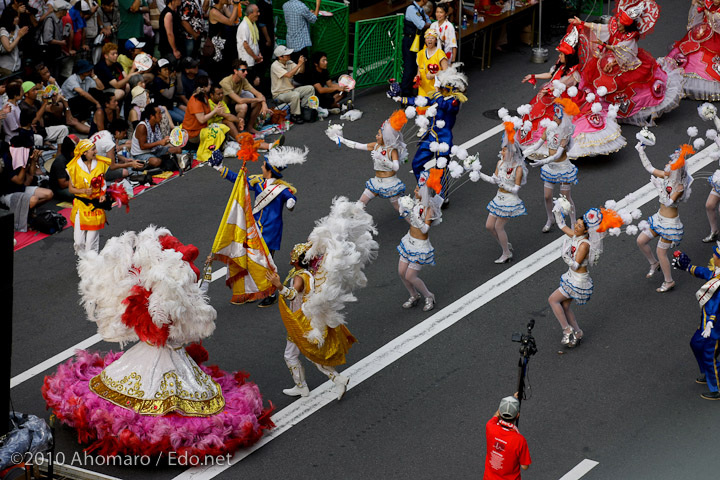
[265,146,309,170]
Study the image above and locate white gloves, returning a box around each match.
[339,137,368,150]
[702,321,714,338]
[286,198,296,210]
[392,96,402,103]
[637,144,655,174]
[570,260,581,271]
[713,115,720,132]
[661,196,675,207]
[523,139,544,158]
[507,184,520,194]
[478,172,497,184]
[392,159,400,172]
[530,147,564,167]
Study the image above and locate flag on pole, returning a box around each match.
[212,168,277,304]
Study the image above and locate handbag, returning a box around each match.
[410,34,421,52]
[201,36,215,58]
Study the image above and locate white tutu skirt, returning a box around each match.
[365,175,405,198]
[397,232,435,265]
[90,341,225,416]
[648,212,683,244]
[559,269,593,305]
[487,191,527,218]
[540,159,578,184]
[709,176,720,196]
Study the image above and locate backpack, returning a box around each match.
[301,107,318,123]
[29,210,67,235]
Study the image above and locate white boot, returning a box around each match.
[332,374,349,401]
[283,360,310,397]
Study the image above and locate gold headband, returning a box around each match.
[290,242,312,263]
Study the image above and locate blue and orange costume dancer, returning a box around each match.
[673,248,720,400]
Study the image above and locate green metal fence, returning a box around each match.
[273,0,349,78]
[352,14,404,90]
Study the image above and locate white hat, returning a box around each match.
[157,58,171,68]
[125,37,146,50]
[498,396,520,420]
[273,45,294,58]
[52,0,72,10]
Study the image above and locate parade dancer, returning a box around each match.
[549,202,623,347]
[571,0,684,126]
[215,142,306,306]
[698,103,720,242]
[667,0,720,100]
[392,63,467,202]
[673,248,720,400]
[397,170,443,311]
[635,140,694,293]
[477,122,528,264]
[266,198,378,400]
[523,98,579,233]
[329,110,408,211]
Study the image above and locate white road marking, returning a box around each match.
[559,459,600,480]
[171,141,718,480]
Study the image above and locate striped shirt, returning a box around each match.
[283,0,316,51]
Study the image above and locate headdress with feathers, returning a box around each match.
[265,146,309,178]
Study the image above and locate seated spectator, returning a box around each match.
[208,83,244,140]
[270,45,313,125]
[128,83,175,134]
[2,82,22,142]
[19,81,70,154]
[0,7,28,77]
[306,50,347,112]
[88,91,119,136]
[181,76,231,161]
[61,59,106,121]
[94,42,138,101]
[48,134,78,203]
[17,103,68,154]
[118,37,154,82]
[220,59,268,135]
[176,56,207,106]
[130,102,181,169]
[90,118,149,183]
[150,58,185,123]
[33,64,91,134]
[0,137,53,215]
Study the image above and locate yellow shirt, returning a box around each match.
[67,156,111,231]
[208,98,231,125]
[416,47,447,97]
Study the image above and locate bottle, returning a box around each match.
[462,15,467,30]
[510,0,515,11]
[121,147,128,159]
[473,9,478,23]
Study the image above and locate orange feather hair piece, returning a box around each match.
[389,110,408,131]
[504,122,515,144]
[670,144,695,171]
[427,168,444,194]
[596,208,624,233]
[553,98,581,117]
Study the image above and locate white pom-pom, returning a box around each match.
[609,227,622,237]
[415,96,428,107]
[436,119,446,128]
[436,156,448,169]
[694,138,706,150]
[591,102,602,114]
[552,80,567,92]
[707,129,718,140]
[405,106,416,119]
[687,126,699,138]
[698,102,718,121]
[620,213,632,225]
[450,145,459,155]
[456,148,468,160]
[448,160,463,178]
[522,120,532,132]
[429,141,440,152]
[517,104,531,116]
[498,107,509,119]
[585,93,596,103]
[539,118,552,129]
[502,115,512,123]
[398,196,414,217]
[631,209,642,219]
[638,219,650,232]
[625,225,639,236]
[567,86,578,98]
[548,121,559,130]
[596,86,608,97]
[438,142,449,152]
[415,115,429,128]
[471,159,482,171]
[555,196,572,215]
[604,199,617,209]
[426,105,438,117]
[553,88,562,98]
[511,116,523,129]
[469,171,480,182]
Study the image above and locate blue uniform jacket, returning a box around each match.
[688,265,720,340]
[219,167,296,251]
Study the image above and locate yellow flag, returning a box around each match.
[212,168,277,304]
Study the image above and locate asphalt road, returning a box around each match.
[9,2,720,479]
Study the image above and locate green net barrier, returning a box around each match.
[352,14,404,90]
[273,0,349,78]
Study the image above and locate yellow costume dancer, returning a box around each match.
[66,139,111,252]
[416,28,448,97]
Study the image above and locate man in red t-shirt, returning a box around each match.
[484,396,531,480]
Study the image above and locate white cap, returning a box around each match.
[273,45,294,58]
[126,37,146,50]
[157,58,171,68]
[498,396,520,420]
[52,0,72,10]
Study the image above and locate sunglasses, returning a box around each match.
[238,68,248,72]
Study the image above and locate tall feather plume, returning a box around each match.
[266,146,309,170]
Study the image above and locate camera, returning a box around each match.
[511,319,538,358]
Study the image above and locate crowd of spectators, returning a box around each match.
[0,0,353,232]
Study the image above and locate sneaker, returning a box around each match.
[701,391,720,400]
[270,134,286,150]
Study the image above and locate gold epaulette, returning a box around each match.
[248,174,263,186]
[275,179,297,195]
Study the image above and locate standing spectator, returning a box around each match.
[131,102,181,168]
[206,0,239,82]
[0,8,28,76]
[81,0,102,63]
[28,0,54,25]
[179,0,207,58]
[431,3,456,62]
[118,0,148,53]
[158,0,184,60]
[60,59,105,121]
[306,50,346,112]
[416,28,447,97]
[255,0,273,92]
[98,0,120,46]
[38,0,70,78]
[19,81,69,150]
[68,0,88,54]
[484,396,531,480]
[270,45,313,125]
[236,3,261,73]
[2,81,23,141]
[150,58,185,123]
[282,0,319,62]
[94,42,137,101]
[219,59,267,134]
[401,0,430,97]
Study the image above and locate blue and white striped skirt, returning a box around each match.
[397,233,435,266]
[487,191,527,218]
[559,269,593,305]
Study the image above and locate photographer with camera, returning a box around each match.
[484,395,531,479]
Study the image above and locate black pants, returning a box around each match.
[400,36,417,97]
